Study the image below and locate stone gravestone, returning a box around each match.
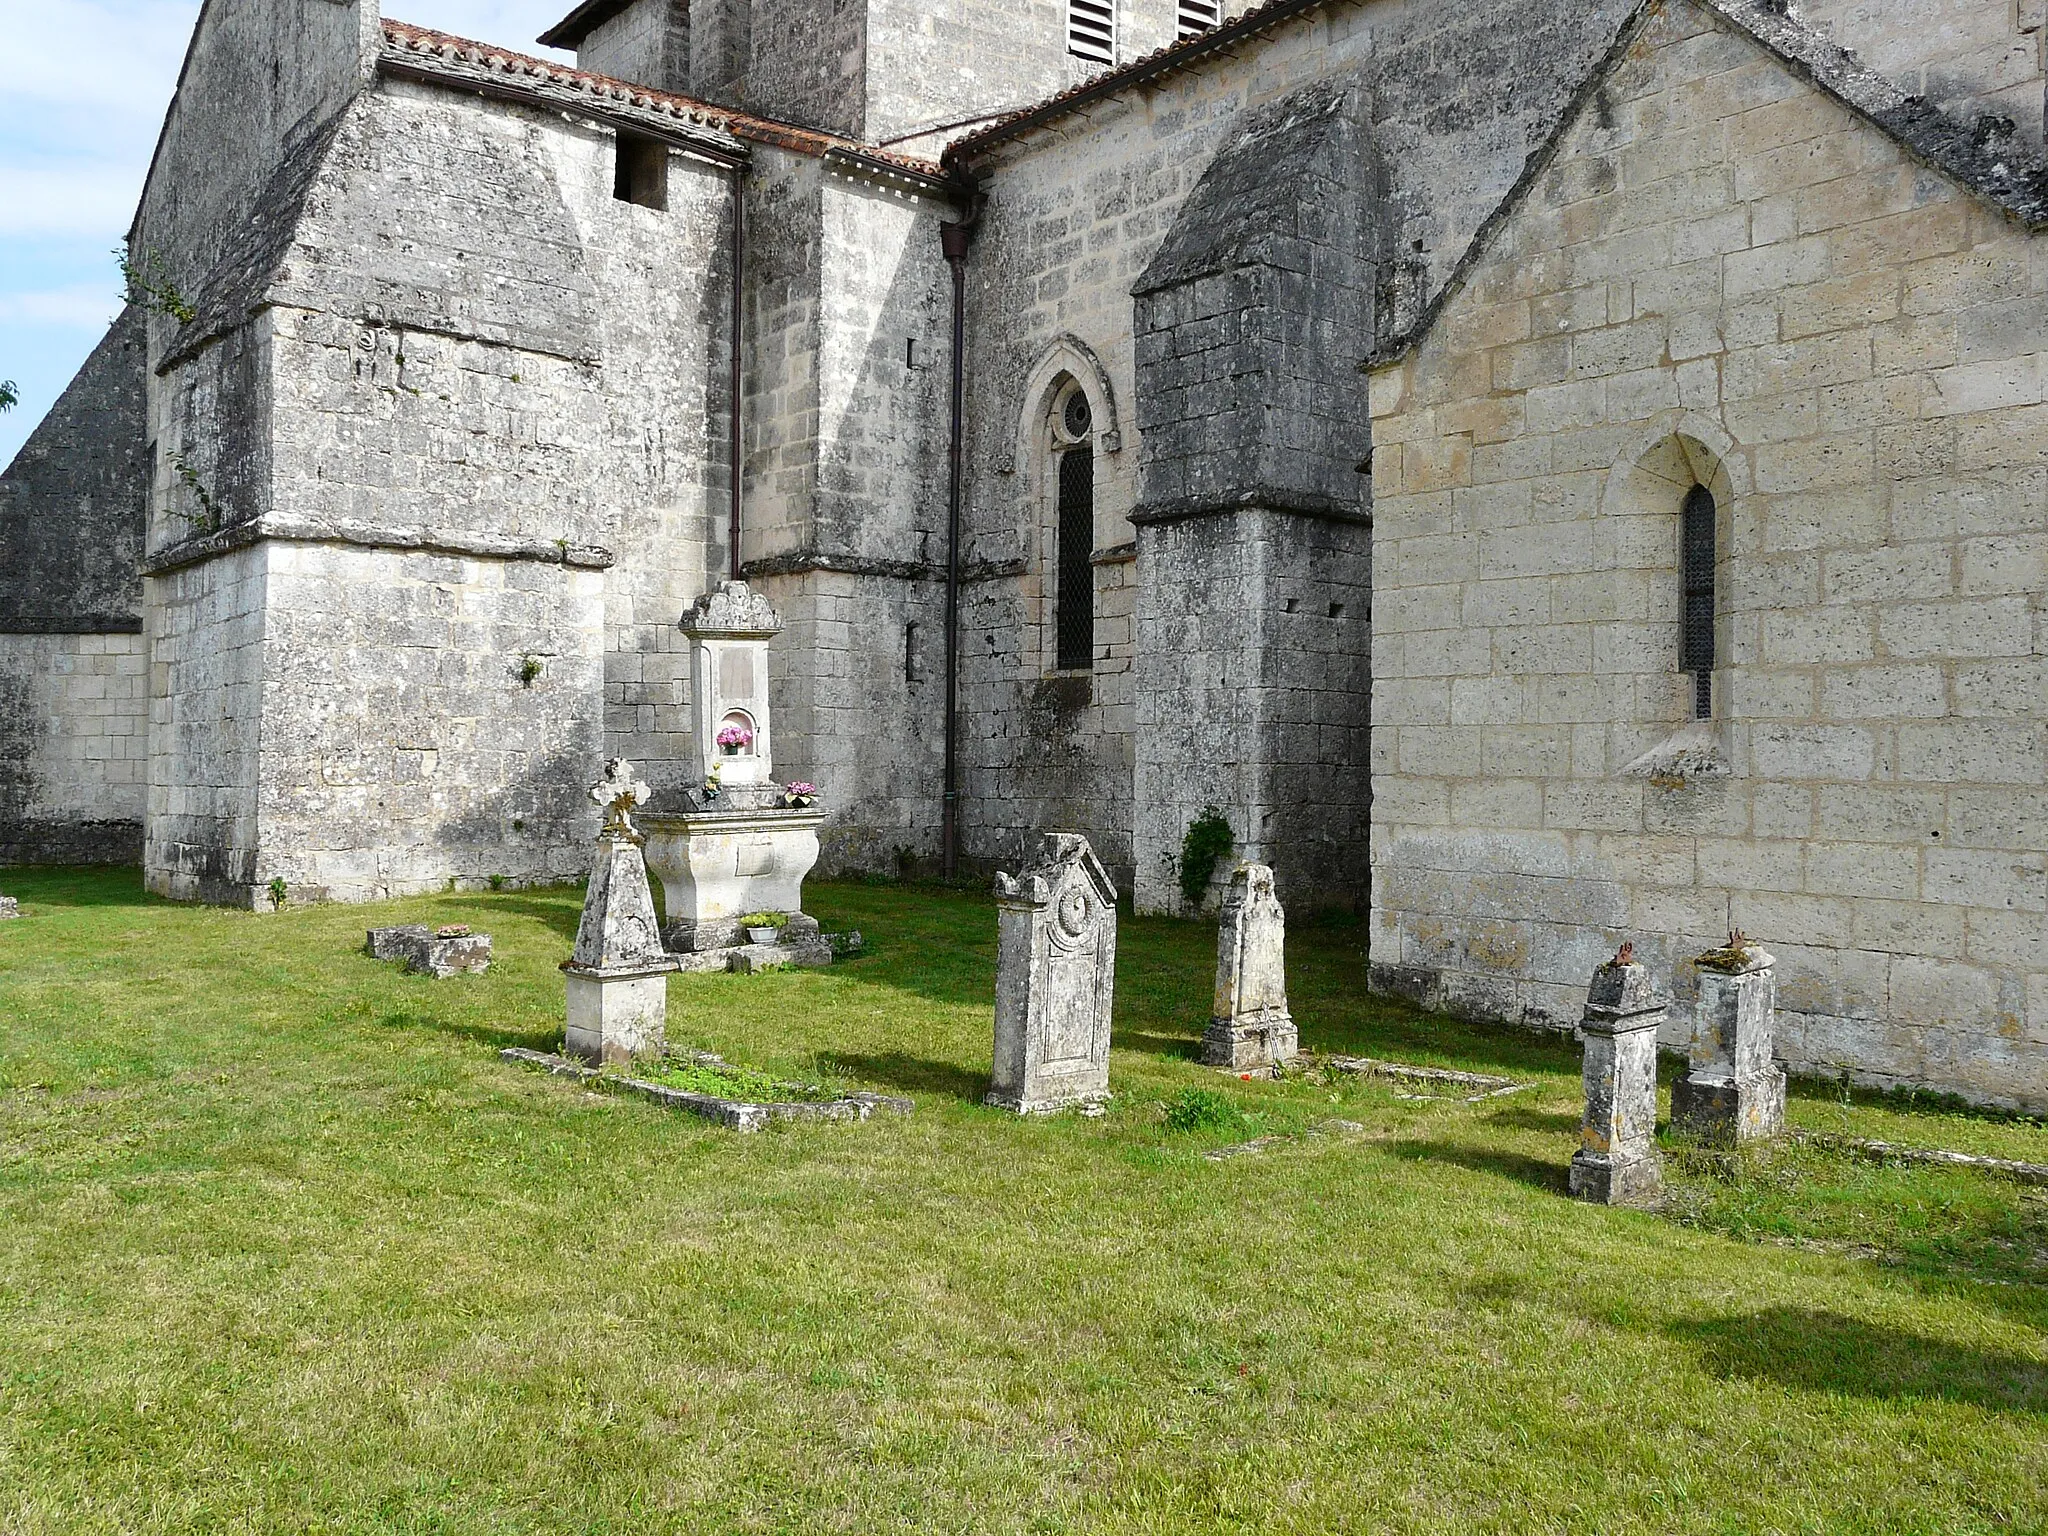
[0,893,17,920]
[1569,945,1666,1207]
[987,834,1118,1114]
[365,924,492,977]
[562,760,679,1066]
[1672,934,1786,1145]
[1203,863,1297,1070]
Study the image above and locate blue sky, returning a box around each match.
[0,0,573,468]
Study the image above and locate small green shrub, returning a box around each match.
[266,876,288,911]
[488,875,506,892]
[1164,1087,1244,1133]
[1178,807,1233,908]
[738,911,788,929]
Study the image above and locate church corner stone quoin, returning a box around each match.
[2,0,2045,1110]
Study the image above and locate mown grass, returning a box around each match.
[0,866,2043,1534]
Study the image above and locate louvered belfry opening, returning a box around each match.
[1177,0,1221,37]
[1068,0,1115,62]
[1057,444,1096,671]
[1681,482,1716,719]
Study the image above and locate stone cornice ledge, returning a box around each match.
[1129,487,1371,528]
[0,615,145,635]
[140,515,615,576]
[741,549,1029,584]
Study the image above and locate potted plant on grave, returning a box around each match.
[740,911,788,945]
[780,781,819,810]
[716,720,754,757]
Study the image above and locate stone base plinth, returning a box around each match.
[366,925,492,977]
[1203,1006,1298,1070]
[641,809,823,953]
[984,1076,1110,1115]
[564,964,674,1065]
[1672,1070,1786,1145]
[1569,1150,1663,1207]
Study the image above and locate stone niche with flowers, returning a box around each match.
[640,581,828,960]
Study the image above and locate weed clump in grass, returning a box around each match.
[1164,1087,1247,1133]
[631,1058,840,1104]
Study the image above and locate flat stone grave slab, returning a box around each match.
[501,1047,912,1132]
[367,925,493,978]
[1231,1052,1526,1103]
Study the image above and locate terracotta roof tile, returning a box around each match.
[379,19,950,182]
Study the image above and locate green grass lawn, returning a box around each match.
[0,867,2043,1535]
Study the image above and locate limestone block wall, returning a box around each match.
[253,543,606,902]
[0,635,148,866]
[144,549,268,902]
[0,309,151,864]
[954,0,1637,899]
[1367,0,2048,1108]
[1798,0,2047,147]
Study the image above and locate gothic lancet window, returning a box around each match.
[1056,389,1096,671]
[1681,483,1716,719]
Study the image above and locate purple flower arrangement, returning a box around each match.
[782,781,819,809]
[716,720,754,754]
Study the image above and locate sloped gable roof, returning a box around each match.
[1369,0,2048,369]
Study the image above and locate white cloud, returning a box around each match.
[0,284,124,329]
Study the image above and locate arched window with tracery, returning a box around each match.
[1054,384,1096,671]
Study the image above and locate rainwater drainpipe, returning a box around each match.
[939,211,975,879]
[728,171,746,580]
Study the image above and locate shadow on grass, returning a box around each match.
[0,866,156,909]
[1485,1105,1581,1135]
[376,1007,551,1053]
[1671,1307,2048,1413]
[1115,1030,1205,1062]
[477,892,584,944]
[820,1050,989,1104]
[1385,1137,1573,1196]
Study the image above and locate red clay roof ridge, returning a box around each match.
[378,18,948,179]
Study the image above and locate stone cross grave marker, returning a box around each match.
[987,833,1118,1114]
[1203,863,1297,1070]
[1672,934,1786,1145]
[563,759,679,1066]
[1569,945,1666,1207]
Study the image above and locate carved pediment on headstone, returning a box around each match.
[680,580,782,638]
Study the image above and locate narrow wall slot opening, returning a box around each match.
[613,131,669,210]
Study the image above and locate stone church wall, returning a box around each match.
[953,0,1639,904]
[0,309,151,864]
[1368,0,2048,1109]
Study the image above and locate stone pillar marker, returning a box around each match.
[1569,944,1665,1207]
[1672,933,1786,1145]
[562,759,679,1066]
[987,833,1119,1114]
[1203,862,1297,1070]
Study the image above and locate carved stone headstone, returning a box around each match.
[1672,937,1786,1145]
[0,894,17,921]
[563,760,679,1066]
[1569,948,1665,1207]
[1203,863,1297,1069]
[988,833,1118,1114]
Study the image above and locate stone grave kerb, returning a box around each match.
[988,833,1120,1114]
[681,580,780,791]
[1569,952,1666,1208]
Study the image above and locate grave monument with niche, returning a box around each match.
[1569,945,1665,1207]
[1671,934,1786,1145]
[1203,862,1297,1070]
[640,582,828,966]
[988,833,1119,1114]
[563,759,679,1065]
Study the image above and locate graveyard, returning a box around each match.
[1,862,2044,1533]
